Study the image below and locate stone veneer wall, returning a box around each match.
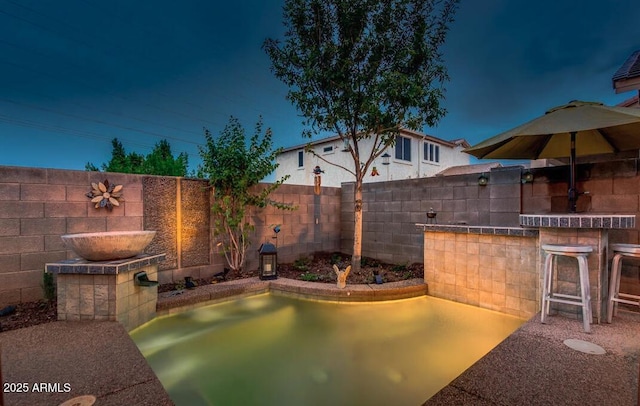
[144,180,342,284]
[423,227,539,319]
[0,165,341,306]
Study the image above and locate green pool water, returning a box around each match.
[131,294,524,406]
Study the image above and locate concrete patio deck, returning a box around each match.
[1,277,638,405]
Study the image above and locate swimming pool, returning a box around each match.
[131,294,524,405]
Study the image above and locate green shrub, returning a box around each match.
[300,272,319,281]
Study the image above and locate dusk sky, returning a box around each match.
[1,0,639,173]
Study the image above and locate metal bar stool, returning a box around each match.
[541,244,593,333]
[607,243,640,323]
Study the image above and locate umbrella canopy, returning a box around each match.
[464,101,640,212]
[465,101,640,160]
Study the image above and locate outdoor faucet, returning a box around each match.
[568,189,590,212]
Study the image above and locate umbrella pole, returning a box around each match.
[569,131,577,213]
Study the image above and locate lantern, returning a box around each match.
[521,170,534,184]
[478,173,489,186]
[381,152,391,165]
[258,242,278,280]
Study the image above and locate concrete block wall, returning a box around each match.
[0,164,342,307]
[5,158,640,309]
[0,166,144,307]
[244,184,341,271]
[340,166,523,265]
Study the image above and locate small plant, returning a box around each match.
[293,257,311,271]
[300,272,319,282]
[391,263,408,273]
[42,272,56,301]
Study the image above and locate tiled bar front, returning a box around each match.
[45,254,165,331]
[420,224,540,319]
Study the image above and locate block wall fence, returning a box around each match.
[0,166,340,307]
[341,160,640,261]
[2,158,640,307]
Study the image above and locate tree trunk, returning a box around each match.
[351,178,363,274]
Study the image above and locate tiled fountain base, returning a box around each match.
[45,254,165,331]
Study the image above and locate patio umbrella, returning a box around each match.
[464,100,640,212]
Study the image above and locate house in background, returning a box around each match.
[275,129,470,187]
[612,49,640,98]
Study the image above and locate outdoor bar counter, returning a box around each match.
[420,213,636,324]
[519,213,636,323]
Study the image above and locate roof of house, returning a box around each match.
[435,162,502,177]
[616,95,639,107]
[612,50,640,82]
[279,129,469,153]
[612,50,640,94]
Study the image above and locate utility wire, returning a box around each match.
[0,0,290,123]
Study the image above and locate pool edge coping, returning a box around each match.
[156,277,428,316]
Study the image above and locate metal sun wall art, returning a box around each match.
[86,179,123,211]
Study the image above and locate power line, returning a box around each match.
[0,0,291,123]
[0,96,204,147]
[0,113,160,152]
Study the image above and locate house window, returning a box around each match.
[297,150,304,168]
[424,142,440,163]
[395,136,411,161]
[322,145,334,154]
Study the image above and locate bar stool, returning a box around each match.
[541,244,593,333]
[607,243,640,323]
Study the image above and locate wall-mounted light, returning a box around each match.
[521,170,534,184]
[478,173,489,186]
[382,152,391,165]
[342,138,350,152]
[426,207,437,223]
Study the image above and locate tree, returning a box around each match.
[86,138,189,176]
[199,117,292,272]
[142,139,189,176]
[264,0,459,274]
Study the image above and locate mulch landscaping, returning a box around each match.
[1,252,423,333]
[0,299,57,333]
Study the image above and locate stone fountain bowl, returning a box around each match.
[61,231,157,261]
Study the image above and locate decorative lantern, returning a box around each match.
[381,152,391,165]
[258,242,278,280]
[313,165,324,195]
